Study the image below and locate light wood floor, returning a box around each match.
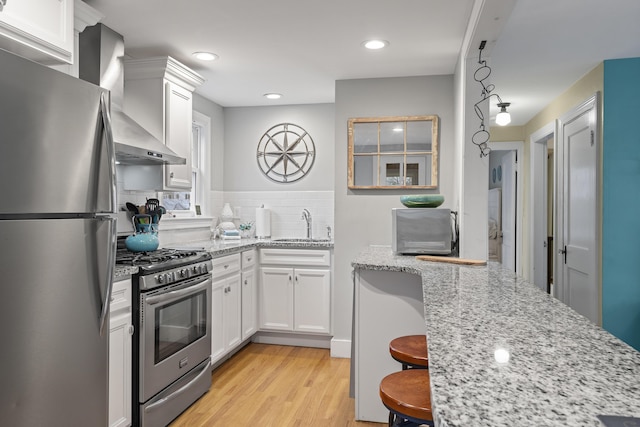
[170,343,384,427]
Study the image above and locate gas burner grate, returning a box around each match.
[115,248,199,266]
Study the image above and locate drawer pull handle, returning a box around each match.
[224,264,229,269]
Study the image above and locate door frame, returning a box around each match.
[555,93,600,322]
[488,141,524,275]
[528,121,556,290]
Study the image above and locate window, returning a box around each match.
[162,120,204,212]
[348,115,439,189]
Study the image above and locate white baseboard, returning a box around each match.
[252,331,331,349]
[330,338,351,358]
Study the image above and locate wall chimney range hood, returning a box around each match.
[79,24,186,165]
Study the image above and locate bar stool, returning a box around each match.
[379,369,434,427]
[389,335,428,370]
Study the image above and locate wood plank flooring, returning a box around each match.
[170,343,384,427]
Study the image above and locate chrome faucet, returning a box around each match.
[301,209,312,239]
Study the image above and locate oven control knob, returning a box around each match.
[180,269,186,278]
[157,274,164,284]
[192,265,198,274]
[202,264,208,273]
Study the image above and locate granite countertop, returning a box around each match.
[114,238,333,280]
[352,246,640,427]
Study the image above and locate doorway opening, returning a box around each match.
[530,125,555,294]
[487,141,523,274]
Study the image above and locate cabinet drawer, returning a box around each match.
[260,249,330,267]
[110,279,131,314]
[212,253,241,279]
[242,249,257,270]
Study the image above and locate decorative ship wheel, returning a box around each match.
[256,123,315,183]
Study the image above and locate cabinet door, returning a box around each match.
[224,273,242,350]
[164,81,193,189]
[211,277,225,363]
[259,267,293,331]
[109,313,132,427]
[294,268,331,334]
[241,268,257,340]
[0,0,73,64]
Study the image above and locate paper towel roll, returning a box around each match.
[255,207,271,238]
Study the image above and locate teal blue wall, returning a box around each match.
[602,57,640,351]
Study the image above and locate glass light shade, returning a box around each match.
[496,111,511,126]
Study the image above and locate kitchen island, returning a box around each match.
[352,246,640,427]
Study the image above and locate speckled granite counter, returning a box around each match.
[169,237,333,254]
[113,238,333,280]
[352,246,640,427]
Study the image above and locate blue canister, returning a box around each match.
[125,231,159,252]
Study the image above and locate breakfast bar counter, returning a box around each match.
[351,246,640,427]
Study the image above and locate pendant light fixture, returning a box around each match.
[471,40,512,157]
[495,102,511,126]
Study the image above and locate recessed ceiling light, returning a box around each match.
[264,93,282,100]
[192,51,218,61]
[362,40,389,50]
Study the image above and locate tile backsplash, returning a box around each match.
[211,190,334,240]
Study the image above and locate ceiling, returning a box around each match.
[84,0,640,126]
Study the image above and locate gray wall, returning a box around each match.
[333,75,455,344]
[193,93,225,192]
[223,104,335,191]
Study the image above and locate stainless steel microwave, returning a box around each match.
[392,208,453,255]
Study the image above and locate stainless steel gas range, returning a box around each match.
[116,244,213,427]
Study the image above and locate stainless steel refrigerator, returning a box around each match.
[0,49,116,426]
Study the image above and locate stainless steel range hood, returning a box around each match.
[79,24,185,165]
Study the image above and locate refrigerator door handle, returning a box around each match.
[99,215,117,336]
[100,92,117,214]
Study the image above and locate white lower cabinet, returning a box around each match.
[259,249,331,335]
[109,278,133,427]
[241,249,258,340]
[211,253,242,364]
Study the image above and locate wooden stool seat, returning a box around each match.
[389,335,428,369]
[379,369,433,426]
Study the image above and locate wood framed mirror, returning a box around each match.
[348,115,439,189]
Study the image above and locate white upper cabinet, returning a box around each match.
[164,81,193,188]
[124,56,204,191]
[0,0,74,64]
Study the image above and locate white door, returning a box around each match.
[501,151,516,271]
[259,267,294,330]
[241,268,257,340]
[294,268,331,334]
[223,273,242,350]
[557,95,599,324]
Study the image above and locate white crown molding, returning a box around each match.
[74,0,104,33]
[124,56,205,91]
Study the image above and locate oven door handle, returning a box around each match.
[144,358,211,413]
[145,276,211,305]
